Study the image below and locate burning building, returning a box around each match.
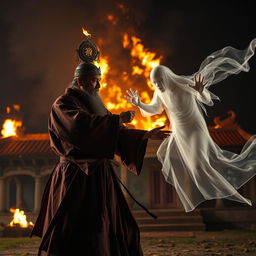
[0,29,256,232]
[0,110,256,231]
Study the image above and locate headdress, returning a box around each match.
[75,38,101,76]
[77,38,100,63]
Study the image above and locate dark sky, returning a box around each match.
[0,0,256,134]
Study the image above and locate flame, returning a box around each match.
[122,33,130,48]
[132,66,144,75]
[79,28,168,131]
[107,34,166,130]
[8,208,34,228]
[1,119,22,138]
[123,34,163,90]
[94,56,109,89]
[142,116,167,130]
[105,84,133,111]
[120,33,166,129]
[82,27,91,37]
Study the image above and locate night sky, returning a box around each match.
[0,0,255,134]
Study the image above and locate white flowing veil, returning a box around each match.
[193,38,256,113]
[142,38,256,212]
[149,38,256,114]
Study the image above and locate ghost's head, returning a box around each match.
[150,65,175,92]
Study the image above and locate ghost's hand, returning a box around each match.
[124,88,141,106]
[188,74,208,94]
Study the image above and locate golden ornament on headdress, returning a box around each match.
[84,47,93,56]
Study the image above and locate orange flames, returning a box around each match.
[1,119,22,138]
[123,34,163,90]
[82,27,91,37]
[94,56,109,89]
[1,105,22,138]
[81,28,168,131]
[8,208,34,228]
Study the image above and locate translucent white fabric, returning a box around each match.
[138,38,256,212]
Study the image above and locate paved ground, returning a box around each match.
[0,230,256,256]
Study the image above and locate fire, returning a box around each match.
[105,84,132,110]
[94,56,109,89]
[123,33,163,90]
[8,208,34,228]
[81,28,168,131]
[141,116,167,130]
[1,119,22,138]
[132,66,144,76]
[82,27,91,37]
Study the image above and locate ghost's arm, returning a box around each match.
[196,89,214,105]
[138,91,164,117]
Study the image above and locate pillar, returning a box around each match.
[0,178,6,212]
[15,178,24,209]
[34,176,42,212]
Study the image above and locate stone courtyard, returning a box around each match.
[0,230,256,256]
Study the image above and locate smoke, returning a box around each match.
[2,0,256,133]
[1,0,154,132]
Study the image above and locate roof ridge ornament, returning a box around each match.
[213,110,237,129]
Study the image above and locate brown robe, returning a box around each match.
[31,88,149,256]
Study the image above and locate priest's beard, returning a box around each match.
[82,90,108,116]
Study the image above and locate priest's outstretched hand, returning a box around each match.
[143,125,171,140]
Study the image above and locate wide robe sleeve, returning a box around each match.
[116,127,148,175]
[49,95,120,158]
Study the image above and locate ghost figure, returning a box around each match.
[126,39,256,212]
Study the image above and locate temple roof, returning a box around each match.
[208,127,248,147]
[0,133,52,157]
[0,127,251,157]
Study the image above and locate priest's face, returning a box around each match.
[81,75,101,94]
